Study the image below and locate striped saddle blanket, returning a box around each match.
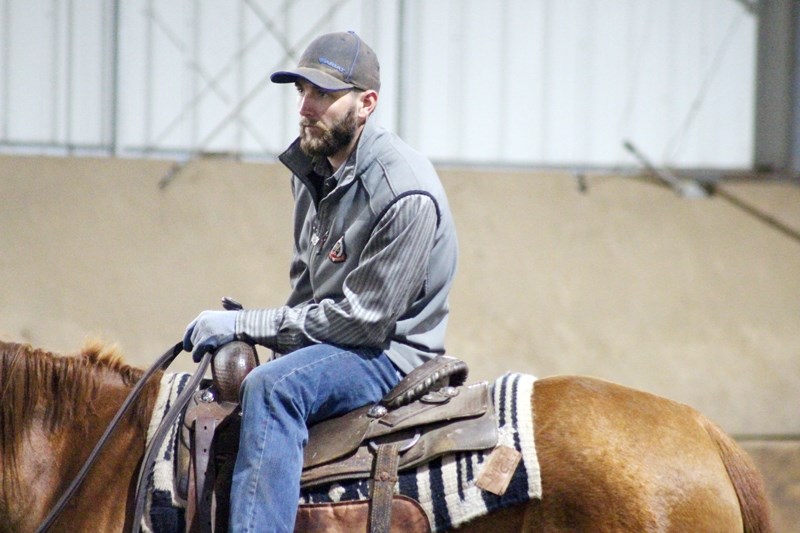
[141,372,540,533]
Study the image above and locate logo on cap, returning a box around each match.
[319,57,346,74]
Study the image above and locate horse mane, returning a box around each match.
[0,339,159,499]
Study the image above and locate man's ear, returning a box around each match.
[358,90,378,120]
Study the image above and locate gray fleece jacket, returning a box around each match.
[237,118,458,374]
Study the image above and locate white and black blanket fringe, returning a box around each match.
[300,372,541,531]
[141,372,191,533]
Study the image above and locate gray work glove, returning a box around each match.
[183,309,239,362]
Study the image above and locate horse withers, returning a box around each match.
[0,340,772,532]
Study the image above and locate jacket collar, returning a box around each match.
[278,118,380,191]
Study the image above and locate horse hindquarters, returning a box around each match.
[531,376,752,532]
[700,417,772,533]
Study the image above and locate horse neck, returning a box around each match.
[45,375,153,530]
[0,343,158,531]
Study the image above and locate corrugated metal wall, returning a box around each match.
[0,0,756,168]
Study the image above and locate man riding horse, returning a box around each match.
[183,30,459,532]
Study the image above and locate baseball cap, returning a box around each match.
[271,31,380,92]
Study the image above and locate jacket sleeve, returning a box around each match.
[235,194,438,354]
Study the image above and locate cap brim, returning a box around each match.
[270,67,354,91]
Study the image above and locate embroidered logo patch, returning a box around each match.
[328,236,346,263]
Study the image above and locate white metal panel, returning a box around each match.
[401,0,756,167]
[119,1,200,152]
[616,0,757,168]
[0,0,110,148]
[67,0,114,146]
[0,0,758,168]
[4,0,59,143]
[401,0,457,158]
[460,1,508,160]
[116,0,399,156]
[502,0,548,163]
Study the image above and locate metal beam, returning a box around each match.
[110,0,120,155]
[793,2,800,176]
[753,0,799,179]
[732,0,759,15]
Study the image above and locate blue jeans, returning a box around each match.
[228,343,401,532]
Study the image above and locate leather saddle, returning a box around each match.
[176,343,499,532]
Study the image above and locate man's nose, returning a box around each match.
[298,95,317,118]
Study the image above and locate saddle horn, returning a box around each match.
[211,341,259,402]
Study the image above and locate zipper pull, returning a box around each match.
[310,227,327,250]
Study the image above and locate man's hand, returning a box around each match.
[183,310,239,362]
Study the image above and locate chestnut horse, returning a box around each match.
[0,340,771,532]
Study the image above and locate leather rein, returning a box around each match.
[34,342,213,533]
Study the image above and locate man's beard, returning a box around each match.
[299,107,358,159]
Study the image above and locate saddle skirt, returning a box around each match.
[300,373,541,532]
[301,380,498,488]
